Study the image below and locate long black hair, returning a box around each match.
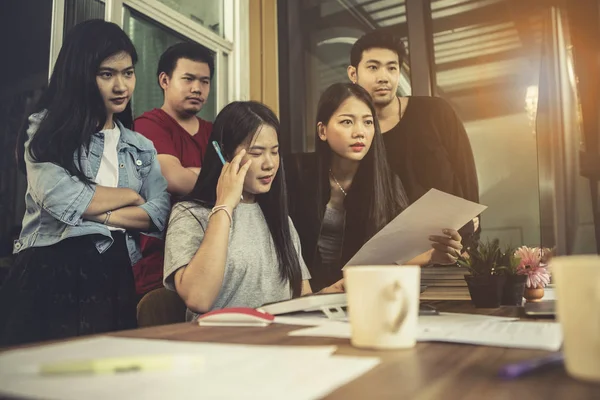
[187,101,304,297]
[18,19,138,183]
[314,82,409,245]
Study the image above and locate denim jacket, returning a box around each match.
[14,112,171,265]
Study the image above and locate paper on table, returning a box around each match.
[289,321,352,338]
[275,316,342,326]
[0,337,380,400]
[274,311,348,326]
[288,313,517,338]
[345,189,487,266]
[419,320,562,351]
[417,312,518,329]
[275,312,514,328]
[289,313,562,351]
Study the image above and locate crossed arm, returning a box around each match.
[83,186,153,230]
[26,150,169,232]
[157,154,201,196]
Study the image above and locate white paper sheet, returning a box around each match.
[274,311,348,326]
[345,189,487,266]
[418,312,518,329]
[0,337,380,400]
[289,313,562,351]
[541,287,556,300]
[419,320,562,351]
[289,321,352,338]
[288,313,518,338]
[274,316,339,326]
[275,312,515,328]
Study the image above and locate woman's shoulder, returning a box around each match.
[171,201,210,222]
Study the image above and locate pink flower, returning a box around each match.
[514,246,552,288]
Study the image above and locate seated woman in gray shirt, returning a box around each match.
[163,101,312,319]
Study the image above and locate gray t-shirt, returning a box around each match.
[164,201,311,321]
[317,205,345,267]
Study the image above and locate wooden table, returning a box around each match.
[106,301,600,400]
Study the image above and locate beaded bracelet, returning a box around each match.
[208,205,232,225]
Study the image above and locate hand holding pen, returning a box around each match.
[213,141,251,210]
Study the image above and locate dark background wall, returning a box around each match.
[0,0,52,275]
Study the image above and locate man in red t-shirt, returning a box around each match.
[132,42,214,297]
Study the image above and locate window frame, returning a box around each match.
[49,0,249,111]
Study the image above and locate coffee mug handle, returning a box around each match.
[388,281,410,333]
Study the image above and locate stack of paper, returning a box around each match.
[420,265,470,300]
[288,313,563,351]
[0,337,380,400]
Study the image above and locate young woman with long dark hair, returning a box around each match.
[0,20,170,345]
[163,101,311,319]
[288,83,463,292]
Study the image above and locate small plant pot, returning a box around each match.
[501,275,527,306]
[464,274,506,308]
[524,285,545,302]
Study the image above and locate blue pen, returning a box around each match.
[212,141,227,165]
[212,141,243,201]
[498,353,564,379]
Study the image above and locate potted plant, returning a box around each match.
[458,239,507,308]
[498,245,526,306]
[514,246,552,302]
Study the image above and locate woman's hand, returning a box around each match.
[318,279,345,294]
[215,149,252,210]
[429,229,463,265]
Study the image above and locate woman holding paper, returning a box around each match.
[287,83,463,292]
[163,101,312,319]
[0,20,170,345]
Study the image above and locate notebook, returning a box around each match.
[258,293,347,315]
[258,286,427,316]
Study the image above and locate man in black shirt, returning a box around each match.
[347,29,480,247]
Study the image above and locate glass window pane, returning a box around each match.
[156,0,224,37]
[431,0,544,246]
[64,0,105,35]
[278,0,410,152]
[123,7,217,121]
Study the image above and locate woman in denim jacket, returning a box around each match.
[0,20,170,346]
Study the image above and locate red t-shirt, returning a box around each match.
[132,108,212,295]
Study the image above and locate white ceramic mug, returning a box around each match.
[344,265,421,350]
[552,255,600,382]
